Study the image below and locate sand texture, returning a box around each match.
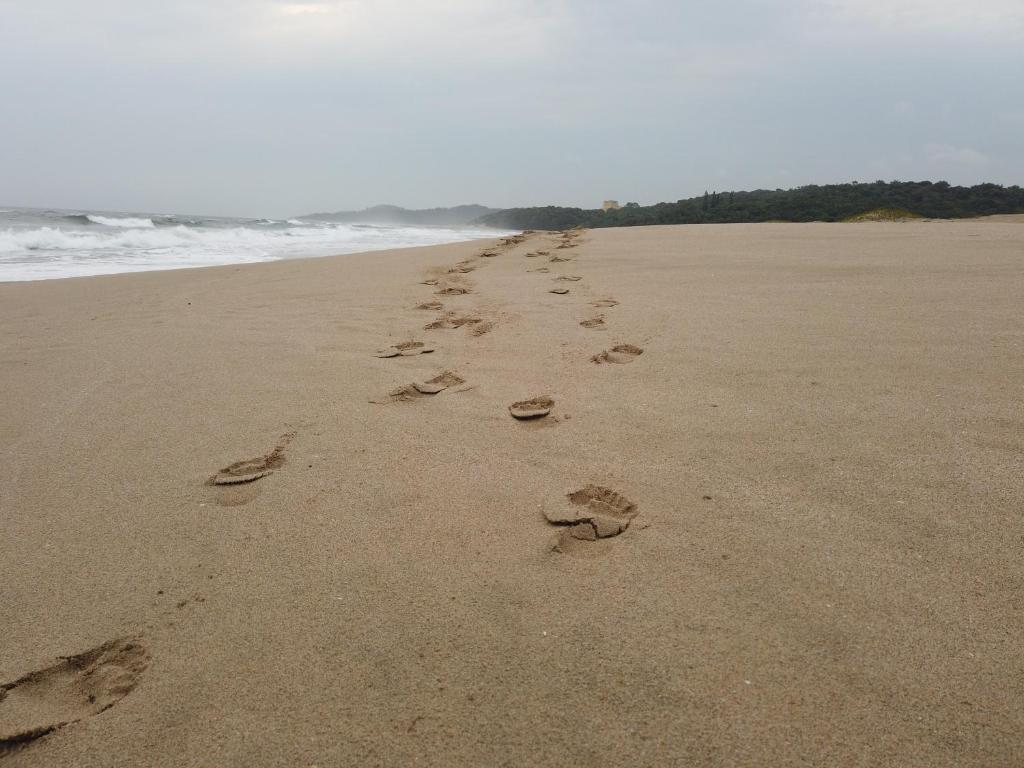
[1,220,1022,766]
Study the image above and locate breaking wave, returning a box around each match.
[0,213,507,281]
[85,215,155,228]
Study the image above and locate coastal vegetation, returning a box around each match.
[844,208,922,222]
[475,181,1024,229]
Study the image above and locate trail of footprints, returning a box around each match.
[0,228,651,758]
[387,228,646,551]
[399,227,646,551]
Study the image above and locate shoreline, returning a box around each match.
[3,214,1022,286]
[1,220,1022,766]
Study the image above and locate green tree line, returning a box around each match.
[475,181,1024,230]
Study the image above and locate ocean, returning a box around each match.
[0,207,505,282]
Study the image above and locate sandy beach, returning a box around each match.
[1,220,1022,766]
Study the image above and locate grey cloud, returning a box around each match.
[0,0,1020,216]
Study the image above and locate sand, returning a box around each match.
[1,220,1022,766]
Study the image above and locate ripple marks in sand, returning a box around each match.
[0,638,148,755]
[591,344,643,364]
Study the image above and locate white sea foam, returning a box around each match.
[86,215,156,228]
[0,220,506,281]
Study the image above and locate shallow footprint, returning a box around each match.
[437,286,470,296]
[580,316,605,329]
[591,344,644,364]
[0,638,148,753]
[549,288,570,295]
[509,396,554,420]
[424,314,483,331]
[375,341,436,358]
[555,275,582,282]
[592,298,618,308]
[416,301,444,311]
[210,433,293,485]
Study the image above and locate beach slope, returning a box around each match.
[1,221,1022,766]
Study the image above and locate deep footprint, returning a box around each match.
[210,433,294,485]
[0,638,148,753]
[546,485,638,549]
[592,344,643,364]
[509,396,554,420]
[375,371,467,403]
[580,316,605,328]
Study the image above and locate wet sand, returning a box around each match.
[1,220,1022,766]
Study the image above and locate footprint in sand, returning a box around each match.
[0,638,148,754]
[545,485,639,553]
[591,298,619,308]
[549,255,573,262]
[528,267,550,274]
[437,286,470,296]
[210,434,293,485]
[580,316,605,329]
[374,371,467,403]
[555,275,582,282]
[416,301,444,311]
[549,288,570,295]
[424,313,494,336]
[509,396,554,420]
[448,265,476,274]
[375,341,436,358]
[525,250,549,258]
[591,344,644,364]
[207,433,294,506]
[420,278,439,286]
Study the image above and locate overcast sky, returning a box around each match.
[1,0,1022,217]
